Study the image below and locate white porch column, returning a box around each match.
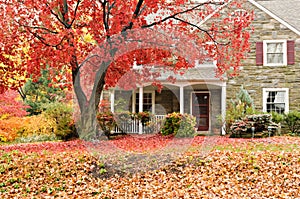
[180,86,184,114]
[110,90,115,113]
[132,90,136,113]
[139,87,143,134]
[221,83,227,135]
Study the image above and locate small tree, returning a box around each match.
[21,68,69,115]
[220,86,256,134]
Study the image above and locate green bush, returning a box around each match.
[161,112,196,137]
[271,111,284,124]
[218,86,257,134]
[22,68,69,115]
[42,102,77,140]
[284,111,300,135]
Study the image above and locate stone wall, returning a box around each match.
[226,2,300,111]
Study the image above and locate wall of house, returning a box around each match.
[155,90,180,114]
[114,90,133,112]
[226,1,300,111]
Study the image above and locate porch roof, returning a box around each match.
[157,67,221,82]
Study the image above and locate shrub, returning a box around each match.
[42,102,77,140]
[230,114,279,138]
[0,90,28,118]
[177,114,197,137]
[218,86,257,134]
[97,111,116,137]
[271,111,284,124]
[161,112,196,137]
[17,115,56,138]
[22,68,70,115]
[0,115,57,143]
[0,117,24,142]
[135,112,152,126]
[284,111,300,135]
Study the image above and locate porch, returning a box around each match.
[103,80,227,134]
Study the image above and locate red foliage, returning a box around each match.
[1,136,300,155]
[0,0,253,100]
[0,90,28,118]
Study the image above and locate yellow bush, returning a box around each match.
[0,114,59,143]
[0,117,24,142]
[17,114,57,137]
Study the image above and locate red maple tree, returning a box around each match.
[0,0,253,138]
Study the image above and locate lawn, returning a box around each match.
[1,135,300,198]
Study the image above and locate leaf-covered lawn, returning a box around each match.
[1,135,300,198]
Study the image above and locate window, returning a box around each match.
[256,40,295,66]
[135,92,154,113]
[263,88,289,114]
[263,40,287,66]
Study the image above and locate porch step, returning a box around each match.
[195,131,220,136]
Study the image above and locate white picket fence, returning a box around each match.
[114,115,166,134]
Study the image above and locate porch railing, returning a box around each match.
[114,115,166,134]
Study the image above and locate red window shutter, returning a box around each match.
[256,42,263,65]
[287,40,295,65]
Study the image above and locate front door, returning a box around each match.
[192,92,210,131]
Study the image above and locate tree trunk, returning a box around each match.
[73,58,111,140]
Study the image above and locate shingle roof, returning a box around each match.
[255,0,300,33]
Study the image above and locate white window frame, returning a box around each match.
[263,40,287,66]
[133,91,155,113]
[262,88,289,114]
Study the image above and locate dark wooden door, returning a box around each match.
[192,93,210,131]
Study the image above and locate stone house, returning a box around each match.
[227,0,300,115]
[103,0,300,134]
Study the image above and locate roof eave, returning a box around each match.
[248,0,300,36]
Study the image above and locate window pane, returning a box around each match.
[266,43,284,64]
[267,53,283,64]
[266,91,286,114]
[135,93,152,112]
[267,43,283,53]
[274,92,285,103]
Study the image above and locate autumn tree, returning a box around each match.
[0,0,253,139]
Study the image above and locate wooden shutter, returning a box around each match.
[287,40,295,65]
[256,42,263,65]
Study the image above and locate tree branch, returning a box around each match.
[70,0,82,27]
[122,0,144,32]
[172,16,223,45]
[141,2,223,28]
[17,87,26,101]
[26,27,67,49]
[20,24,59,34]
[101,0,110,34]
[46,3,65,26]
[46,2,71,29]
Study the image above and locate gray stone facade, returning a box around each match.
[226,1,300,111]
